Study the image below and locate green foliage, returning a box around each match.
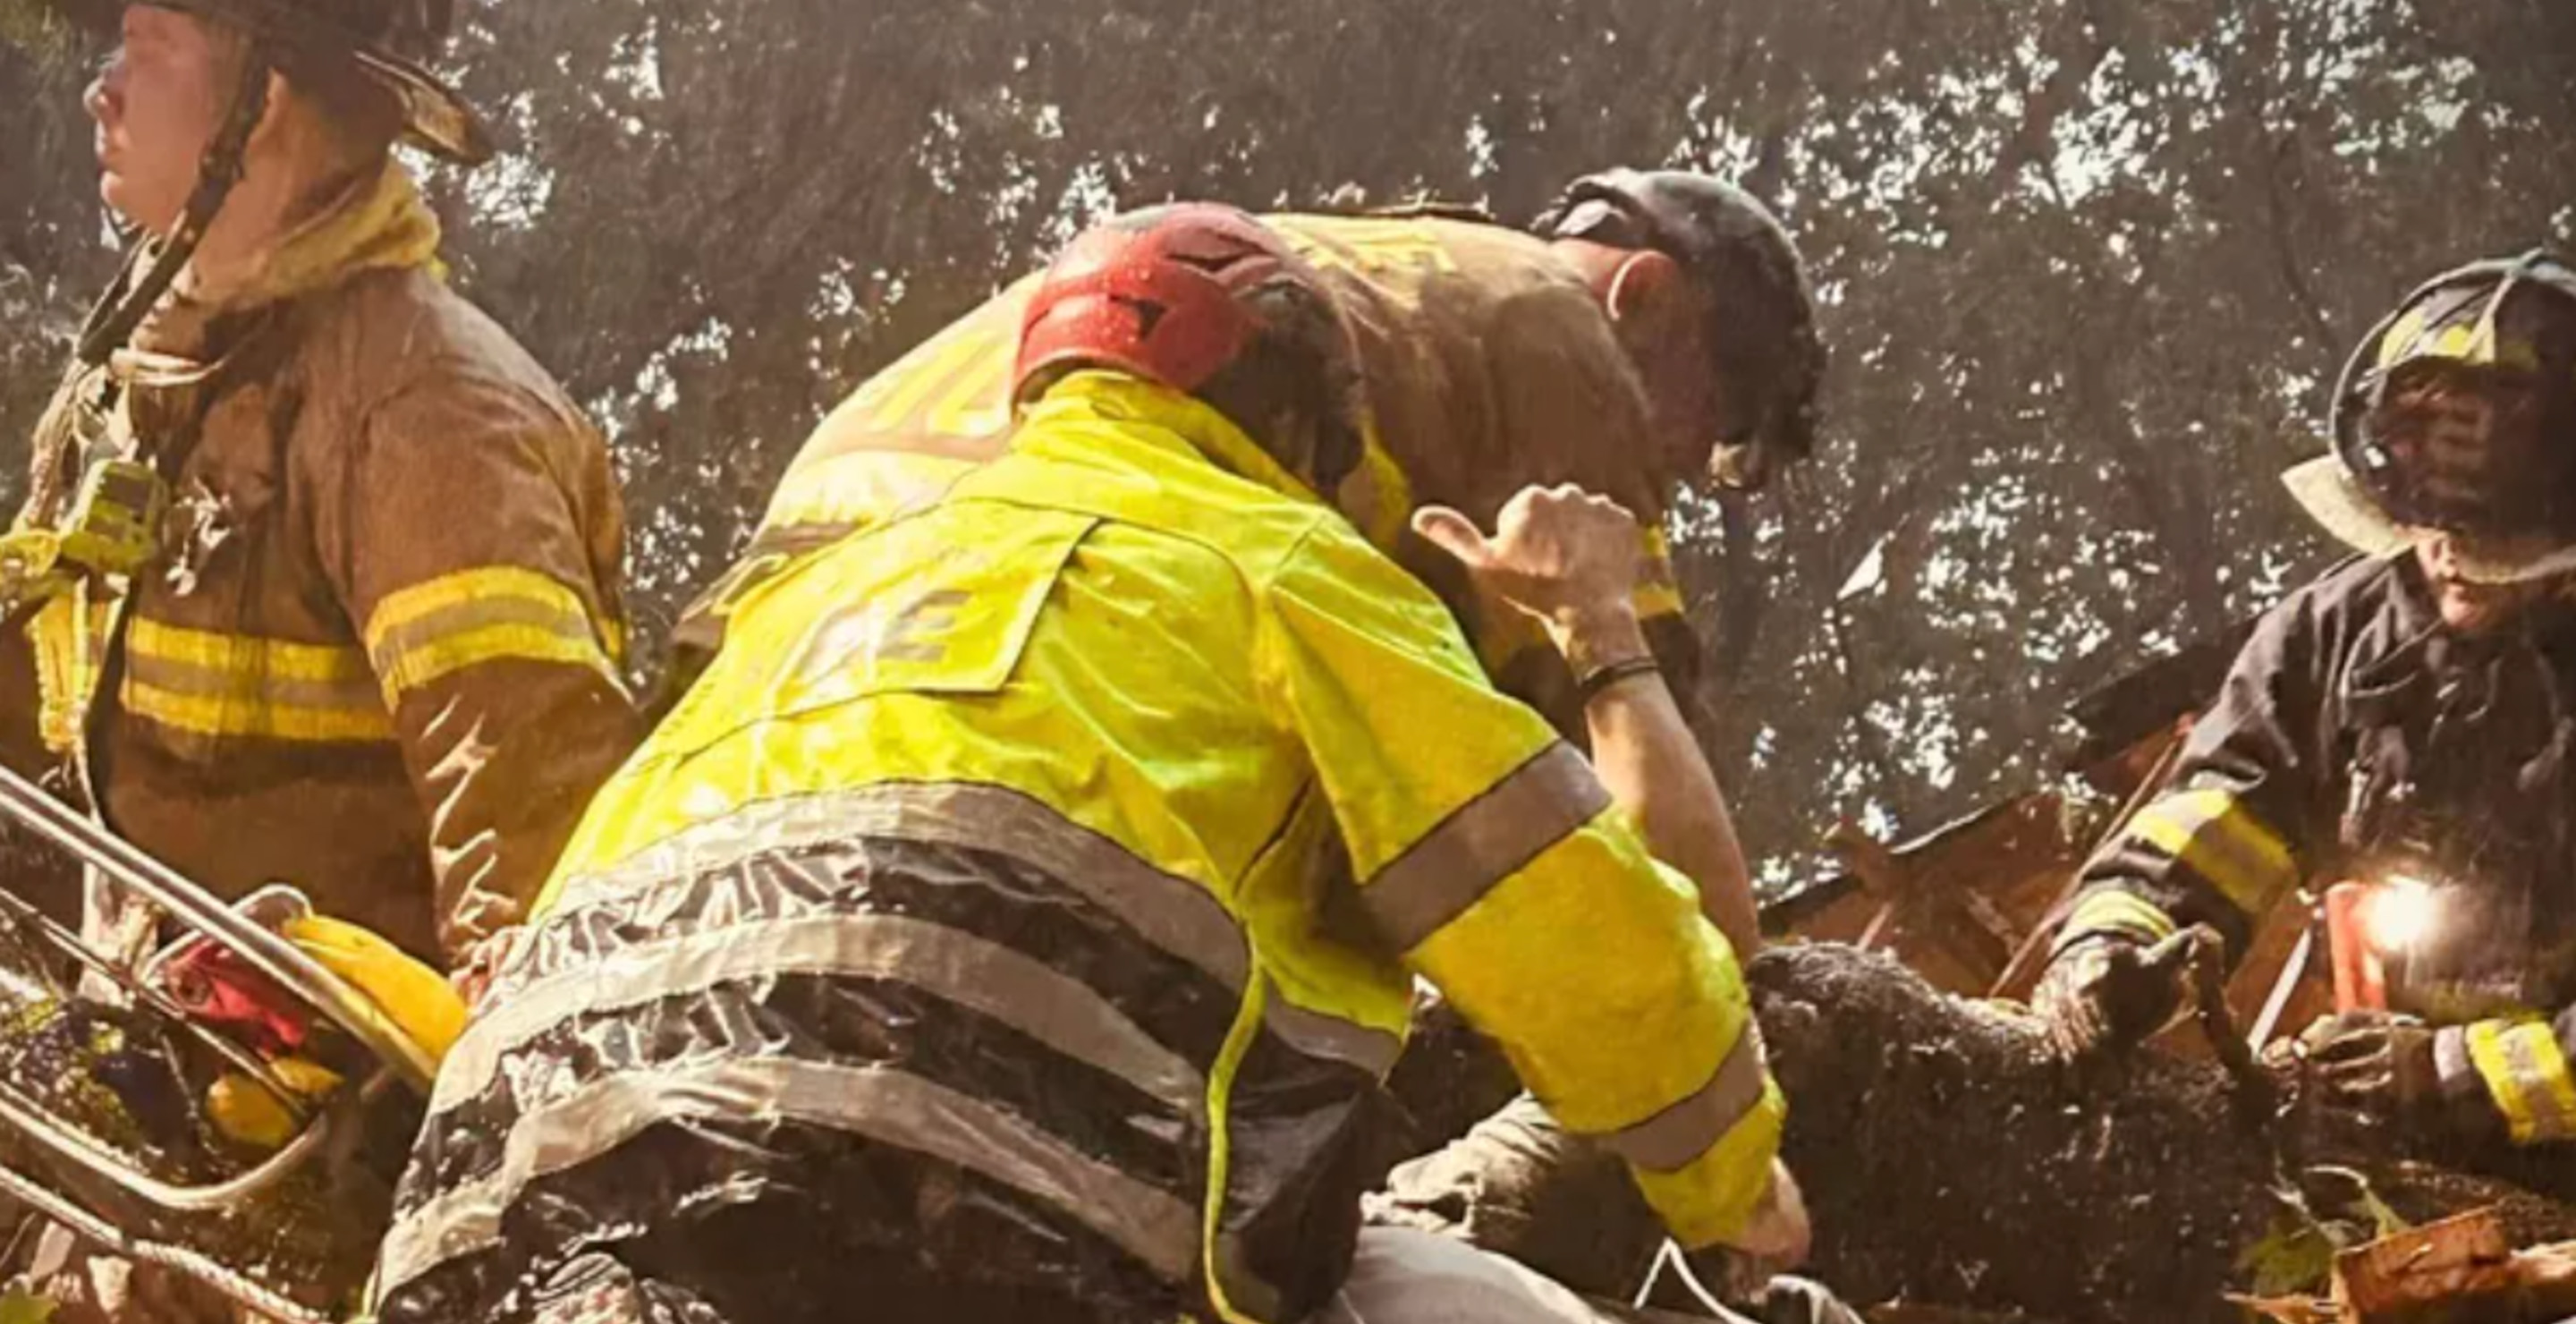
[4,0,2572,882]
[2238,1167,2410,1298]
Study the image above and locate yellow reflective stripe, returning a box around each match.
[1631,1076,1788,1248]
[2467,1018,2576,1145]
[2063,889,2178,946]
[363,567,617,704]
[2127,787,2297,916]
[376,623,608,705]
[1602,1020,1770,1172]
[28,593,112,755]
[124,682,394,742]
[129,617,373,682]
[120,618,393,743]
[1360,742,1614,952]
[123,683,389,741]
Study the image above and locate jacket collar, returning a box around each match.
[1013,372,1329,509]
[137,161,443,355]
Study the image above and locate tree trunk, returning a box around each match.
[1379,944,2576,1322]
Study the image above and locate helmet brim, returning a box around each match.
[2284,454,2412,560]
[18,0,494,166]
[353,47,493,166]
[2282,454,2576,584]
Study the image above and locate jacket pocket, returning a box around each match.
[762,505,1097,713]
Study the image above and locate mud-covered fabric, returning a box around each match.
[1365,1127,1863,1324]
[1369,1094,1665,1300]
[377,831,1387,1323]
[0,164,642,963]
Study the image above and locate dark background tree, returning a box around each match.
[5,0,2571,891]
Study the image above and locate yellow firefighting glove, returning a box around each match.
[283,913,468,1063]
[207,1056,345,1150]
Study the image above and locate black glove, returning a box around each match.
[2290,1011,2498,1155]
[2033,931,2193,1061]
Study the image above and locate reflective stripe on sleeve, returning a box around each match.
[363,566,620,705]
[2061,889,2179,948]
[2125,786,2298,917]
[1360,742,1614,953]
[1599,1021,1771,1173]
[2465,1018,2576,1145]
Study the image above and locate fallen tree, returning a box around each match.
[1379,942,2576,1322]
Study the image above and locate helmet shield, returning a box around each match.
[2310,252,2576,581]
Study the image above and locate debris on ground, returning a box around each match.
[1385,941,2576,1323]
[2236,1207,2576,1323]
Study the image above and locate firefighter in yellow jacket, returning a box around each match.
[673,171,1823,737]
[0,0,643,971]
[374,206,1794,1324]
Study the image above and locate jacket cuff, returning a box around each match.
[2053,889,2176,957]
[2443,1018,2576,1145]
[2433,1023,2484,1104]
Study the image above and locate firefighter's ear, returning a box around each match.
[1603,250,1685,327]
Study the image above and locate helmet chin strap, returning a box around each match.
[74,39,274,369]
[18,42,274,530]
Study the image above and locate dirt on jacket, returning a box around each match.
[0,165,644,963]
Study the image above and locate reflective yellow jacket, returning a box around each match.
[669,212,1699,736]
[384,373,1779,1322]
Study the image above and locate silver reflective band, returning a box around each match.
[434,911,1204,1117]
[1361,742,1612,953]
[530,782,1403,1074]
[552,781,1252,992]
[379,1060,1202,1296]
[1602,1023,1770,1173]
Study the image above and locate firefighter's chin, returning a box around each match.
[2431,576,2521,633]
[2414,541,2562,634]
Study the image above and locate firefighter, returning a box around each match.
[2035,251,2576,1166]
[0,0,642,973]
[672,169,1824,742]
[372,206,1802,1324]
[0,4,640,1313]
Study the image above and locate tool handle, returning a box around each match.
[2325,881,2388,1012]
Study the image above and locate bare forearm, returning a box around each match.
[1562,609,1762,954]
